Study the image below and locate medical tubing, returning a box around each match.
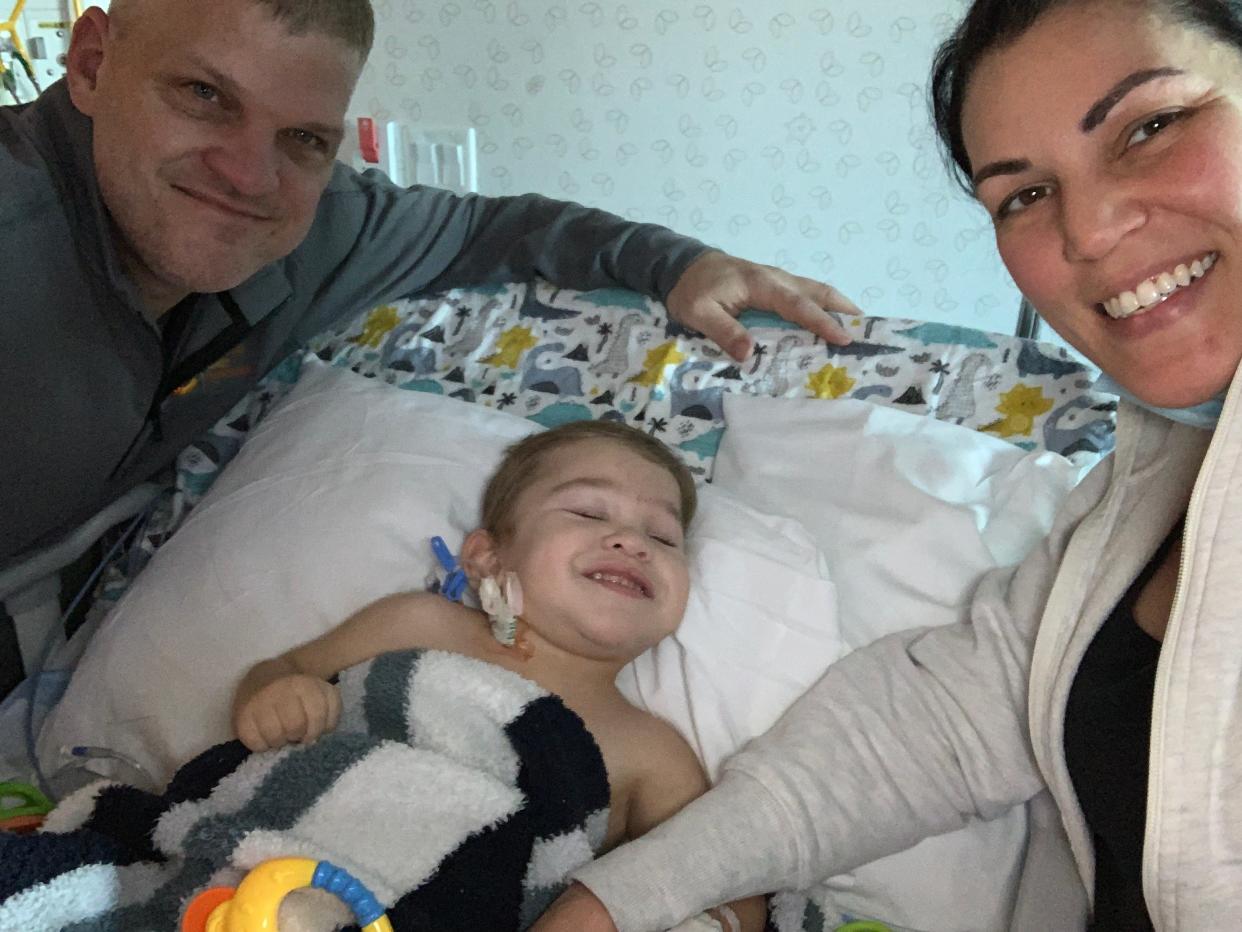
[312,860,385,926]
[22,504,156,797]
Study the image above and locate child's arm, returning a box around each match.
[232,592,444,751]
[628,724,768,932]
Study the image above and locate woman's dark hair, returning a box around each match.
[930,0,1242,193]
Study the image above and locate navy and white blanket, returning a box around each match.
[0,650,611,931]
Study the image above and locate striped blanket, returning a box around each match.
[1,650,610,931]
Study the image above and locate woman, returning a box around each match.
[531,1,1242,930]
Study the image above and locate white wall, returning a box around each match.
[350,0,1030,336]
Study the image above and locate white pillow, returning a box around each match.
[714,393,1084,648]
[712,392,1085,932]
[38,361,843,786]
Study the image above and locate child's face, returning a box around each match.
[496,438,691,663]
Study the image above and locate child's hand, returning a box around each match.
[233,674,342,752]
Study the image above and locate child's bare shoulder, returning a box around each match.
[648,714,702,771]
[606,705,707,839]
[623,704,686,746]
[358,591,480,651]
[367,590,449,614]
[606,704,704,788]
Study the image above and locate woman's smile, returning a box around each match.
[1099,250,1217,318]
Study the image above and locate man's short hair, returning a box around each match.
[481,420,698,541]
[251,0,375,59]
[109,0,376,60]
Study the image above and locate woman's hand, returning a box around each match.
[529,882,619,932]
[233,668,342,752]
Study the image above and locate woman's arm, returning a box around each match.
[625,720,767,932]
[535,460,1111,932]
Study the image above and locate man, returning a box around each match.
[1,0,857,566]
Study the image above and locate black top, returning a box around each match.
[1063,526,1179,931]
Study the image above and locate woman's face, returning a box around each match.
[961,2,1242,407]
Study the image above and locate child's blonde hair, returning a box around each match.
[481,420,697,539]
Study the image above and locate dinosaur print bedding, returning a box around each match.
[314,279,1116,473]
[84,278,1115,620]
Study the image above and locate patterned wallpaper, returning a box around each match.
[349,0,1030,337]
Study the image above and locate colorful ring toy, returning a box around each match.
[181,857,393,932]
[0,781,54,820]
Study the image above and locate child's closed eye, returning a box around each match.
[646,523,684,548]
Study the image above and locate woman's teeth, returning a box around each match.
[1102,252,1217,319]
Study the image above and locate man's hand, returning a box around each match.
[529,882,619,932]
[665,251,861,362]
[233,672,342,752]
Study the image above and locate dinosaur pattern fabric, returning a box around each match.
[89,279,1117,625]
[310,280,1117,470]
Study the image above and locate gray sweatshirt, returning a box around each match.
[1,82,709,564]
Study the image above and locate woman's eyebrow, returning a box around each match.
[972,158,1031,188]
[971,67,1186,189]
[1080,67,1184,132]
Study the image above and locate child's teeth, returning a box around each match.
[592,572,640,592]
[1175,264,1191,287]
[1191,259,1205,276]
[1119,291,1141,314]
[1156,272,1177,295]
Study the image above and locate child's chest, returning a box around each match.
[597,748,636,851]
[588,712,650,850]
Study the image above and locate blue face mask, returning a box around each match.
[1094,373,1225,431]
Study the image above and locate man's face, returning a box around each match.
[69,0,362,312]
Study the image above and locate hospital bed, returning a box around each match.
[0,293,1059,680]
[0,280,1116,930]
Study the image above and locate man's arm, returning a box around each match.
[293,169,859,362]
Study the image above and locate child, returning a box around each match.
[231,419,763,932]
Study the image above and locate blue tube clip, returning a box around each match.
[430,536,468,602]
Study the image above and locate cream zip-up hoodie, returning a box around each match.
[576,376,1242,931]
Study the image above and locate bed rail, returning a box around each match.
[1,483,161,677]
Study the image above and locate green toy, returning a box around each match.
[0,781,54,820]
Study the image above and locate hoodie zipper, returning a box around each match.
[1143,379,1239,927]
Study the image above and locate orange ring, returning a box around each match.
[0,814,44,834]
[181,886,236,932]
